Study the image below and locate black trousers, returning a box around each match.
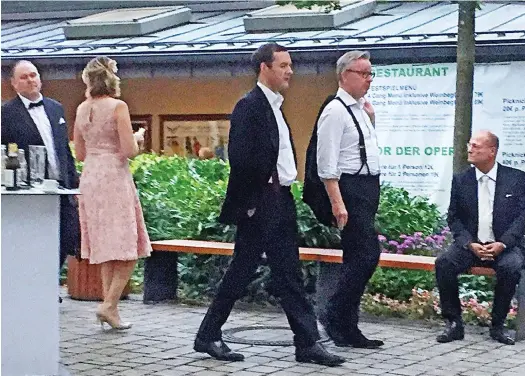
[196,185,320,348]
[436,243,524,327]
[59,196,80,269]
[326,174,381,337]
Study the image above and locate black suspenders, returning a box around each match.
[334,97,371,176]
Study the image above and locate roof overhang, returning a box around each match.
[2,39,524,80]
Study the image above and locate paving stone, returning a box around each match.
[460,371,499,376]
[100,365,132,372]
[322,364,368,374]
[92,347,129,356]
[353,367,390,375]
[57,290,525,376]
[207,364,249,373]
[420,369,456,376]
[270,371,310,376]
[370,362,404,371]
[157,358,196,367]
[265,360,296,368]
[397,354,432,361]
[245,365,283,373]
[352,357,386,365]
[385,367,426,376]
[126,356,163,365]
[78,368,117,375]
[170,364,207,373]
[383,358,418,366]
[242,355,282,365]
[149,371,193,376]
[134,362,172,372]
[285,365,321,374]
[67,362,101,372]
[112,369,154,376]
[223,371,265,376]
[83,356,129,366]
[115,343,149,351]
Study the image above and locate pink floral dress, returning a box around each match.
[76,97,151,264]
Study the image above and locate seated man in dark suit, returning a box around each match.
[436,130,525,345]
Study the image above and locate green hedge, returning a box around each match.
[132,154,444,246]
[72,152,502,324]
[128,154,452,302]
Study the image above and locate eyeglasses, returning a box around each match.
[18,72,40,80]
[345,69,375,79]
[467,142,495,150]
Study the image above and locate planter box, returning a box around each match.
[67,257,131,301]
[244,0,377,32]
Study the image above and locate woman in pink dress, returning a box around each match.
[74,56,152,330]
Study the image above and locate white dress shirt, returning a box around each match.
[257,82,297,186]
[18,94,60,180]
[476,163,498,243]
[317,87,380,179]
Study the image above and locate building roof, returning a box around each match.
[2,1,524,77]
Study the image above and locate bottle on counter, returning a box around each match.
[1,145,6,187]
[17,149,28,186]
[5,143,21,191]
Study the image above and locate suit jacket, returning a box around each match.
[2,95,80,255]
[447,163,525,251]
[219,85,296,225]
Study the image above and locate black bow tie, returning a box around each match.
[28,100,44,109]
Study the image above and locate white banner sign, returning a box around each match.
[369,61,525,211]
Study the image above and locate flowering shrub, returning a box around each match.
[362,289,518,328]
[123,155,504,328]
[376,184,445,241]
[362,288,437,320]
[378,228,453,256]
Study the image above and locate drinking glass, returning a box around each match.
[29,145,46,186]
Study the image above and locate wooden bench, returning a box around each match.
[146,239,525,341]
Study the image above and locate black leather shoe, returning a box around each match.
[436,321,464,343]
[296,343,345,367]
[347,331,384,349]
[193,338,245,361]
[324,324,383,348]
[322,322,350,347]
[489,327,515,345]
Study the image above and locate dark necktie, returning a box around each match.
[28,100,44,109]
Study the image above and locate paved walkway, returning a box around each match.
[60,292,525,376]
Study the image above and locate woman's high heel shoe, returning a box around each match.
[96,312,132,330]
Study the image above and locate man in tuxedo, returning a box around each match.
[436,130,525,345]
[2,60,80,290]
[194,43,344,367]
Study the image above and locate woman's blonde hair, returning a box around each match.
[82,56,121,98]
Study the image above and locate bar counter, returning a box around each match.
[1,187,79,376]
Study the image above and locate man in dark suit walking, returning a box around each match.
[194,43,344,366]
[436,130,525,345]
[2,60,80,287]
